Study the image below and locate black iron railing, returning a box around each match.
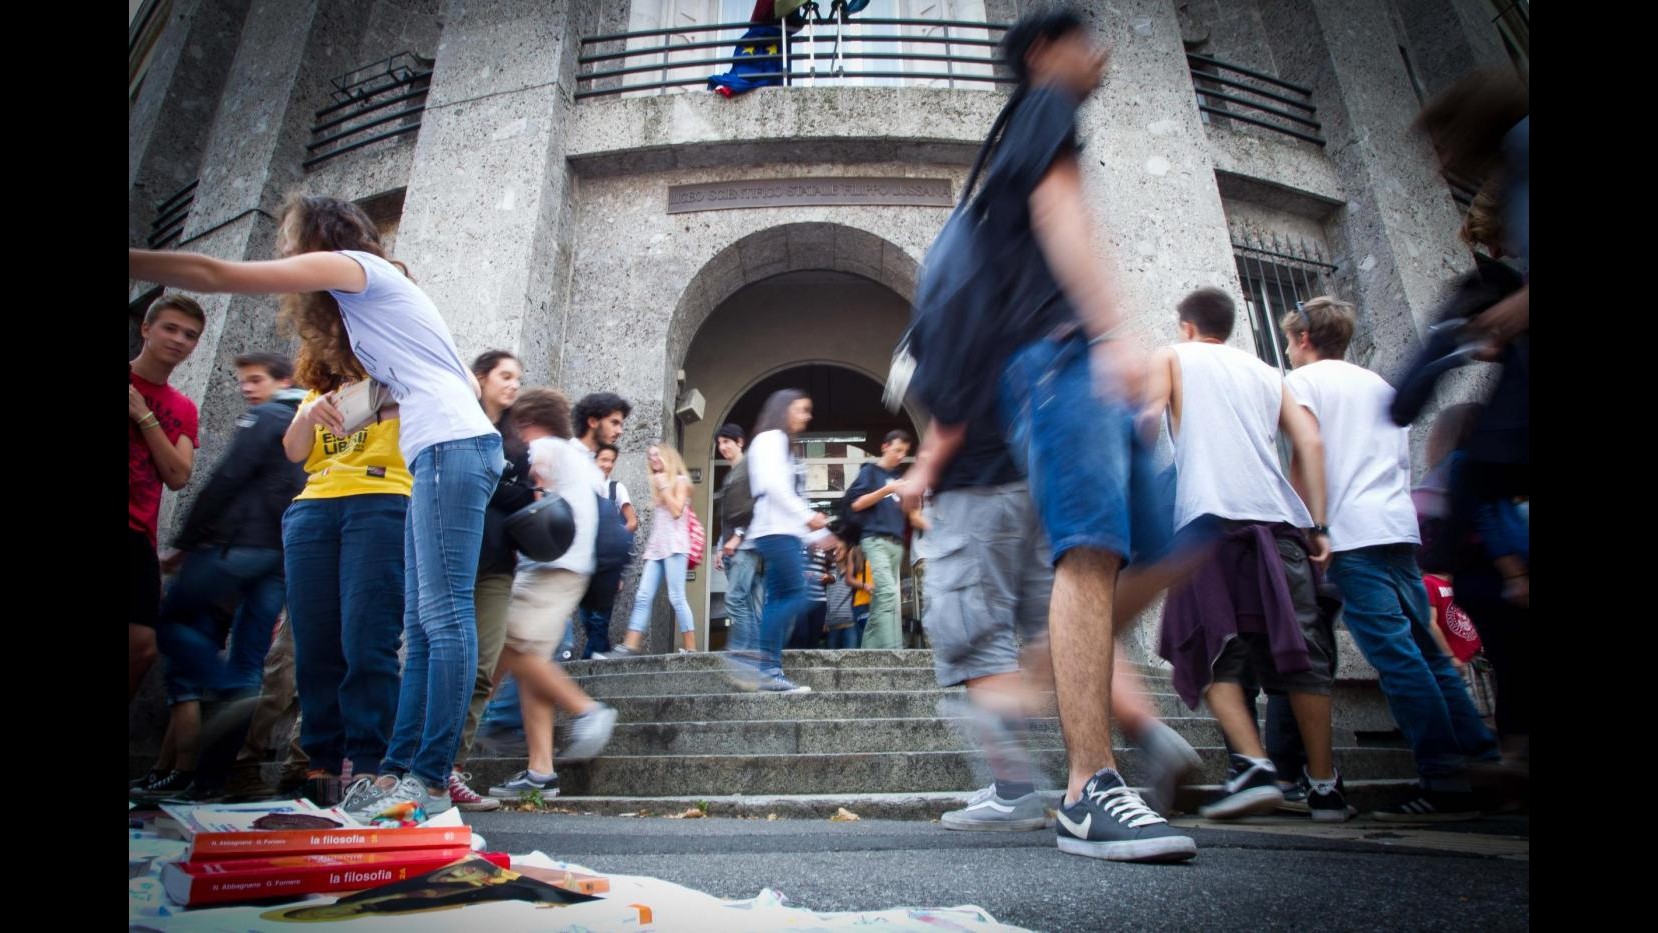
[1232,228,1338,373]
[576,4,1009,100]
[305,52,435,170]
[148,179,197,249]
[1189,53,1324,147]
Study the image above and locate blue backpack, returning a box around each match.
[592,482,634,574]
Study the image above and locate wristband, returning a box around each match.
[1311,524,1330,537]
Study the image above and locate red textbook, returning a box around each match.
[162,849,510,907]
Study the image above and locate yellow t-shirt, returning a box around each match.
[294,390,414,500]
[852,558,873,607]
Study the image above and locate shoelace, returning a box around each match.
[1087,785,1166,829]
[449,772,483,799]
[341,776,381,809]
[966,785,998,805]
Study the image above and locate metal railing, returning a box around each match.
[575,5,1009,100]
[305,52,435,170]
[1189,53,1325,147]
[1232,227,1339,373]
[148,179,197,249]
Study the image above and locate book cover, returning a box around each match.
[162,849,508,907]
[257,855,596,922]
[188,823,471,861]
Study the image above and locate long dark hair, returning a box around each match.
[276,194,409,393]
[471,349,526,464]
[753,388,807,439]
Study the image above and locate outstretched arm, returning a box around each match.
[129,249,366,296]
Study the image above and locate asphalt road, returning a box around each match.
[467,811,1529,931]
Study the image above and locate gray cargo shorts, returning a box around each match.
[919,481,1054,687]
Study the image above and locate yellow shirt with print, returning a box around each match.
[294,390,413,499]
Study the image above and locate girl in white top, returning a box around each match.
[130,194,502,818]
[617,442,699,654]
[730,390,840,693]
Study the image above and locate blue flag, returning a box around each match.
[709,25,784,96]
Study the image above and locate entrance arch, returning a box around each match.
[674,265,921,649]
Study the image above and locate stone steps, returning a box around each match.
[460,747,1421,797]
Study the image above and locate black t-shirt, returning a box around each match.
[935,420,1022,494]
[979,85,1085,352]
[847,462,907,539]
[478,416,535,577]
[912,85,1084,428]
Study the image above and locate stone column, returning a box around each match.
[129,0,253,249]
[155,0,374,540]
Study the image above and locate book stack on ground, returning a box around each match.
[157,800,509,907]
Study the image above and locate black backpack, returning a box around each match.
[721,457,757,531]
[592,484,634,574]
[899,88,1029,424]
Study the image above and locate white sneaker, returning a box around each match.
[560,704,618,761]
[374,774,454,819]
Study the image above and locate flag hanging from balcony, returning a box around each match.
[709,25,784,97]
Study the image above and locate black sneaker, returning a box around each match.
[1372,785,1481,822]
[1054,768,1197,863]
[132,769,196,802]
[1302,769,1355,823]
[1199,755,1284,820]
[129,769,163,792]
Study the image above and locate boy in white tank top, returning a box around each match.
[1141,288,1353,823]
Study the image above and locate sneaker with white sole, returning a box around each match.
[489,770,560,800]
[1199,754,1285,820]
[1055,768,1197,862]
[559,704,618,761]
[758,675,811,694]
[591,645,638,660]
[447,770,502,812]
[1276,780,1310,814]
[340,775,390,821]
[373,774,453,819]
[942,785,1052,832]
[1303,769,1355,822]
[1139,720,1202,816]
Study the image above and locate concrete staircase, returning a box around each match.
[458,648,1419,813]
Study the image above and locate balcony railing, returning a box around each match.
[305,52,434,170]
[575,6,1009,100]
[148,179,197,249]
[1188,52,1325,147]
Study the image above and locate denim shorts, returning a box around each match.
[999,332,1174,568]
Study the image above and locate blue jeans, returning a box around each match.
[283,495,407,775]
[557,621,577,659]
[999,332,1170,567]
[627,552,695,635]
[852,605,869,647]
[380,435,502,787]
[1329,545,1499,785]
[751,534,808,675]
[723,549,764,654]
[156,546,286,701]
[481,672,523,732]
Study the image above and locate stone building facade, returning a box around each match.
[128,0,1526,655]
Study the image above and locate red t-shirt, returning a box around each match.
[129,369,200,546]
[1423,574,1481,662]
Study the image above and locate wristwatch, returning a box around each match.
[1311,524,1330,537]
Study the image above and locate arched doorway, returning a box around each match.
[675,268,922,649]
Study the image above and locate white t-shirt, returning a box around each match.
[605,479,632,510]
[1169,343,1313,532]
[328,251,497,464]
[522,437,601,576]
[747,429,830,543]
[1285,360,1420,551]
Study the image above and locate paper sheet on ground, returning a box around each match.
[129,843,1032,932]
